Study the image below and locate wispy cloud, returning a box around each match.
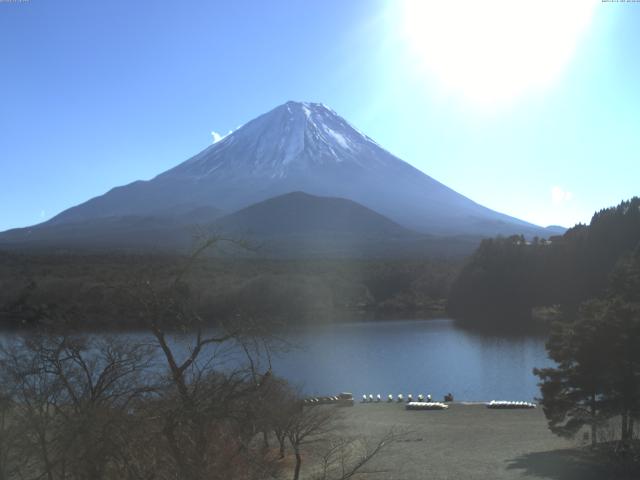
[211,131,223,143]
[211,127,238,144]
[551,186,573,205]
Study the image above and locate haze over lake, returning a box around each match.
[0,318,549,403]
[272,319,551,402]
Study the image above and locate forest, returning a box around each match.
[447,197,640,330]
[3,197,639,334]
[0,251,461,330]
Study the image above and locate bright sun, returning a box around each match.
[401,0,596,106]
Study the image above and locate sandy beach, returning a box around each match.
[316,403,610,480]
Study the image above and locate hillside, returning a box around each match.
[0,192,483,257]
[1,102,556,253]
[215,191,412,237]
[447,197,640,328]
[0,206,224,253]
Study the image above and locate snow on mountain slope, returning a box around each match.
[38,101,545,237]
[165,102,392,178]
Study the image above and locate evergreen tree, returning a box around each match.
[601,248,640,444]
[534,301,610,447]
[535,248,640,447]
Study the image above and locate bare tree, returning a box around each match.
[1,334,67,480]
[0,235,400,480]
[0,389,20,480]
[281,399,402,480]
[285,405,337,480]
[260,376,299,459]
[129,236,283,480]
[0,332,155,480]
[312,430,400,480]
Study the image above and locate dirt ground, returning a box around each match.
[310,403,612,480]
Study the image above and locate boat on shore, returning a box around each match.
[406,402,449,411]
[486,400,536,409]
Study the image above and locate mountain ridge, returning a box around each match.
[40,101,550,237]
[1,101,563,254]
[214,191,414,237]
[0,192,483,257]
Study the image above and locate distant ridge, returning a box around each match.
[0,192,482,257]
[210,192,480,258]
[0,207,224,252]
[215,191,413,237]
[0,101,562,254]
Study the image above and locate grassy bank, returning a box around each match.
[301,403,610,480]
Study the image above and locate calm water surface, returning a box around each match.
[1,318,550,403]
[271,318,551,402]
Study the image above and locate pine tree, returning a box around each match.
[534,301,610,447]
[535,247,640,447]
[601,249,640,445]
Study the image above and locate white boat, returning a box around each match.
[486,400,536,409]
[406,402,449,411]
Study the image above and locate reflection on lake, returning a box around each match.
[271,318,551,402]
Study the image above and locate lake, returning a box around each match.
[0,318,551,403]
[270,318,551,402]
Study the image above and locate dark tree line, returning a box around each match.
[0,251,462,329]
[448,197,640,329]
[535,247,640,460]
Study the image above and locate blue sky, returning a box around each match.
[1,0,639,232]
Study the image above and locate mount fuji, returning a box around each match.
[0,101,560,254]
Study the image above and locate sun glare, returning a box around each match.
[401,0,596,106]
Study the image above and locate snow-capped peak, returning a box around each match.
[40,101,551,240]
[168,101,395,180]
